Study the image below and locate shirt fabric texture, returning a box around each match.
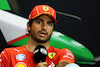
[0,45,75,67]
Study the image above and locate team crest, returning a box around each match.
[48,52,56,59]
[14,62,27,67]
[43,6,49,11]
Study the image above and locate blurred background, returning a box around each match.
[0,0,100,67]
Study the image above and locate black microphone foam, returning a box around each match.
[33,45,47,63]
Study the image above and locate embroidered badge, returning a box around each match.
[43,6,49,11]
[48,52,56,59]
[14,62,27,67]
[16,54,25,61]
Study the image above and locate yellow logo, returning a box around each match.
[43,6,49,11]
[48,52,56,59]
[15,62,26,67]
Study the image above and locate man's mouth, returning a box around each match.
[39,31,47,37]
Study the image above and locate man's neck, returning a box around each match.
[26,38,50,52]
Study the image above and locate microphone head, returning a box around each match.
[33,45,47,63]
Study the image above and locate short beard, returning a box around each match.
[34,35,51,43]
[30,29,52,43]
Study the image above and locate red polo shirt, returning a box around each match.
[0,45,75,67]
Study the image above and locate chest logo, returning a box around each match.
[14,62,27,67]
[16,54,25,61]
[48,52,56,59]
[43,6,49,11]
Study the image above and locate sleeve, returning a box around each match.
[0,49,11,67]
[58,48,75,63]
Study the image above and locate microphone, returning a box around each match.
[33,45,47,63]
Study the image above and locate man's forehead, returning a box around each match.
[34,15,54,22]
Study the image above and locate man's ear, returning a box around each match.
[27,23,30,32]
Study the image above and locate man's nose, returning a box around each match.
[42,22,47,30]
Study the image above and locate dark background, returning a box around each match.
[0,0,100,67]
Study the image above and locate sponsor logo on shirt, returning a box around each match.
[14,62,27,67]
[0,54,1,67]
[63,49,74,61]
[48,52,56,59]
[14,48,20,53]
[48,62,55,67]
[16,54,25,61]
[0,59,2,62]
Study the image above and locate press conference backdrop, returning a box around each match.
[0,0,100,67]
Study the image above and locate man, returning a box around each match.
[0,5,75,67]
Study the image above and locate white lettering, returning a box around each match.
[40,48,47,55]
[14,48,20,53]
[71,40,85,48]
[0,59,2,62]
[53,32,64,36]
[48,62,55,67]
[33,49,39,54]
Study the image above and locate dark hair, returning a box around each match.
[28,19,34,27]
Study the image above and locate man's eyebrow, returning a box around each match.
[35,18,53,22]
[35,18,44,21]
[48,20,54,23]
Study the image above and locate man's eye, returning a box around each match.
[37,21,42,24]
[47,22,52,26]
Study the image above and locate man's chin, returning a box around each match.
[35,35,51,43]
[36,37,50,43]
[36,39,48,43]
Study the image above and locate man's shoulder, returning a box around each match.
[49,46,70,51]
[2,45,26,53]
[48,46,60,52]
